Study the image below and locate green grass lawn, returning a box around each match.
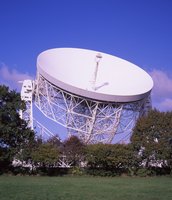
[0,176,172,200]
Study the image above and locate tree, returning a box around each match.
[46,135,62,148]
[131,109,172,174]
[86,143,133,175]
[0,85,35,172]
[62,136,86,167]
[31,140,59,168]
[106,144,134,174]
[86,143,111,169]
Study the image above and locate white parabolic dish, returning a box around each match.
[37,48,153,102]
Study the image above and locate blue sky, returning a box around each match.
[0,0,172,141]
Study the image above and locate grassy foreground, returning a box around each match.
[0,176,172,200]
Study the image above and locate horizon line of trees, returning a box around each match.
[0,84,172,177]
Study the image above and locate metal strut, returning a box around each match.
[33,74,152,144]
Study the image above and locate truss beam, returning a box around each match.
[34,74,151,144]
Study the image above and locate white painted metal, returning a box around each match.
[34,73,151,143]
[20,80,34,129]
[37,48,153,102]
[20,48,153,144]
[90,53,102,90]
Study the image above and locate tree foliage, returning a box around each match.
[0,85,35,171]
[86,143,133,175]
[62,136,86,167]
[31,140,59,167]
[131,109,172,170]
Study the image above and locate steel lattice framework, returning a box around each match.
[33,73,151,144]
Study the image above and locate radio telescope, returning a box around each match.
[20,48,153,144]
